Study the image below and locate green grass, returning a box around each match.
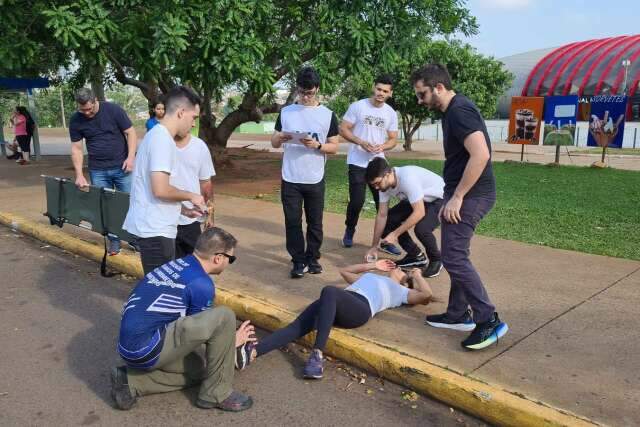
[291,158,640,260]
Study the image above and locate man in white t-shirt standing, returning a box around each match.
[171,133,216,258]
[271,67,340,279]
[339,75,399,253]
[123,86,206,274]
[365,157,445,278]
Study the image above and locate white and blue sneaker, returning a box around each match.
[380,242,402,256]
[425,309,476,332]
[461,312,508,350]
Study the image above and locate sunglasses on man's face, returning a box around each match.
[215,253,236,264]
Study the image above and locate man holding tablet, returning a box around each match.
[270,67,339,279]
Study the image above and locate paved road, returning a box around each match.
[0,229,483,426]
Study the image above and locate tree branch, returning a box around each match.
[107,52,151,94]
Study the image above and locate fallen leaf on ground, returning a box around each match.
[401,390,419,402]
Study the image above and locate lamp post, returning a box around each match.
[621,59,631,95]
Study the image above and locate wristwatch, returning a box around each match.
[316,142,322,151]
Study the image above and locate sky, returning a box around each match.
[460,0,639,58]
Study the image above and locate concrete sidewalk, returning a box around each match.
[1,158,639,425]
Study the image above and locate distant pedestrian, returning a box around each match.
[339,74,400,253]
[270,67,340,278]
[122,85,206,274]
[411,63,508,350]
[145,99,165,131]
[69,88,138,254]
[9,106,34,165]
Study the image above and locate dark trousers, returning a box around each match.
[138,236,176,274]
[442,195,496,324]
[256,286,371,356]
[384,199,442,261]
[281,179,325,264]
[176,222,202,258]
[345,164,379,231]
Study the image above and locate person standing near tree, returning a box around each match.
[146,99,165,132]
[69,88,138,255]
[410,63,508,350]
[123,86,206,274]
[270,67,340,279]
[339,74,400,254]
[9,106,34,164]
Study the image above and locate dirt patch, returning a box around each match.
[213,147,282,197]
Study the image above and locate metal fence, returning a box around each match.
[404,120,640,148]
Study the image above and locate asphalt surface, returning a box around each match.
[0,228,484,426]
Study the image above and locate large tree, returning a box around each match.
[17,1,477,150]
[329,40,513,150]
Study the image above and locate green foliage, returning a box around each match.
[331,40,513,149]
[1,1,479,147]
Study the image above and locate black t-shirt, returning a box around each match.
[441,94,495,198]
[69,101,133,170]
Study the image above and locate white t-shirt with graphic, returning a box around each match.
[275,104,339,184]
[379,166,444,204]
[170,136,216,226]
[343,99,398,168]
[123,124,181,239]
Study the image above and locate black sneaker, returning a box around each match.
[422,260,443,278]
[461,312,509,351]
[396,252,427,268]
[235,342,255,370]
[196,391,253,412]
[110,366,137,410]
[290,262,308,278]
[307,259,323,274]
[425,309,475,332]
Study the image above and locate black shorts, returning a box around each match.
[16,135,31,152]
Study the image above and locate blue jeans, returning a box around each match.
[90,167,132,244]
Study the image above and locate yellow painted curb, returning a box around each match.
[0,212,599,427]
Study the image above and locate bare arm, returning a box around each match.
[380,130,398,151]
[71,141,89,187]
[371,202,389,248]
[200,178,214,202]
[388,200,425,238]
[442,131,490,224]
[339,120,367,147]
[339,259,396,285]
[122,126,137,172]
[271,131,291,148]
[320,135,339,154]
[406,270,433,305]
[151,171,204,208]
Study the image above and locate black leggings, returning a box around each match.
[256,286,371,356]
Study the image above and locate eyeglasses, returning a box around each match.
[415,90,428,101]
[215,253,236,264]
[297,88,317,98]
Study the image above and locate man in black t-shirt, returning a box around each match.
[410,64,508,351]
[69,88,138,255]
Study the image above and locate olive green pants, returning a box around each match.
[127,306,236,404]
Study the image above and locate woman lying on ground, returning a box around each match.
[235,259,433,379]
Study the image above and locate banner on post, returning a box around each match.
[508,97,544,145]
[543,95,579,146]
[587,95,628,149]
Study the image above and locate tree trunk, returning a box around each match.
[401,115,423,151]
[90,65,106,101]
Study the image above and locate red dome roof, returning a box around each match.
[520,35,640,97]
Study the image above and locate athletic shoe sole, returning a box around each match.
[379,246,401,256]
[396,259,428,268]
[464,322,509,350]
[303,373,323,379]
[423,264,443,278]
[425,319,476,331]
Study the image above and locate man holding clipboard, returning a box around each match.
[271,67,340,278]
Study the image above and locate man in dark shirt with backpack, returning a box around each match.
[410,64,508,351]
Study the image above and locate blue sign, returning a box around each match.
[587,95,628,149]
[543,96,579,146]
